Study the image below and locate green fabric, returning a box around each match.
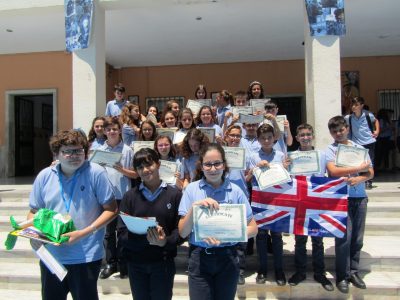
[33,209,76,244]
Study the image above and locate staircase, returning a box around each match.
[1,181,400,299]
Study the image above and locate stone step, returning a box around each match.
[1,235,400,273]
[0,263,399,300]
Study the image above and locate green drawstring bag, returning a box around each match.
[32,208,76,244]
[4,208,76,250]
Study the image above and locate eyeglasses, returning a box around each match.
[228,134,241,139]
[202,161,224,170]
[61,148,85,156]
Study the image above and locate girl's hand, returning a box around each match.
[203,237,221,246]
[147,226,167,247]
[194,197,219,211]
[256,160,270,168]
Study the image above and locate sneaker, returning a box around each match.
[256,273,267,284]
[288,272,306,286]
[99,263,118,279]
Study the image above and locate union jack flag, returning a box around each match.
[251,176,348,238]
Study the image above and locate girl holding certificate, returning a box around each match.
[178,143,258,300]
[196,105,224,144]
[118,148,182,300]
[174,108,196,145]
[138,120,158,141]
[119,103,142,146]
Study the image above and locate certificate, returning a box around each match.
[250,99,269,114]
[223,147,246,170]
[186,99,211,115]
[193,204,247,243]
[146,113,158,125]
[288,150,321,175]
[232,106,253,117]
[89,150,122,167]
[173,131,187,144]
[132,141,154,154]
[159,160,178,185]
[198,128,215,143]
[156,128,177,142]
[275,115,287,132]
[120,213,157,235]
[253,164,292,190]
[238,113,264,125]
[335,144,368,167]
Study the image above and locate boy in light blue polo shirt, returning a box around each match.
[105,83,128,117]
[325,115,373,294]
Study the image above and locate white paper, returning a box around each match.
[159,160,178,185]
[120,214,157,234]
[232,106,253,117]
[36,245,68,281]
[198,128,215,143]
[250,99,269,114]
[253,164,291,190]
[335,144,368,167]
[238,113,264,125]
[89,150,122,167]
[223,147,246,170]
[156,128,177,142]
[275,115,287,132]
[132,141,155,154]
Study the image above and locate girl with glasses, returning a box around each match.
[178,143,258,300]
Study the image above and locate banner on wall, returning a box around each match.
[65,0,94,52]
[305,0,346,36]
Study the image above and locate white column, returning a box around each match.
[304,10,342,150]
[72,0,105,133]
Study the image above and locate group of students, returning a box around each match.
[27,80,373,300]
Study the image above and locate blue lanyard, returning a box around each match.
[58,171,80,213]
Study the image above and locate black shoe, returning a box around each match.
[238,271,245,285]
[256,273,267,284]
[99,263,118,279]
[349,273,366,289]
[288,272,306,286]
[118,263,128,279]
[275,271,286,286]
[314,274,334,291]
[336,279,349,294]
[365,181,373,190]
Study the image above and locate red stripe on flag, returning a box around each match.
[320,214,346,233]
[256,211,288,225]
[313,179,344,193]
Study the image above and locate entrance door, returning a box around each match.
[14,95,53,176]
[271,96,303,151]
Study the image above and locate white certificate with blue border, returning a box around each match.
[193,204,247,243]
[288,150,320,175]
[159,160,178,185]
[335,144,368,167]
[253,164,291,190]
[132,141,155,154]
[223,147,246,170]
[232,106,253,117]
[89,150,122,167]
[156,128,177,142]
[198,128,215,143]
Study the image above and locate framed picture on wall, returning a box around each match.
[145,96,185,113]
[128,95,139,104]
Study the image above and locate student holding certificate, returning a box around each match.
[118,148,182,300]
[287,124,334,291]
[196,106,224,144]
[215,90,233,128]
[138,120,158,142]
[325,116,373,294]
[246,123,288,286]
[98,117,137,279]
[178,143,258,300]
[222,91,248,136]
[173,108,196,145]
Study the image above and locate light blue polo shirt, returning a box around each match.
[273,133,288,154]
[98,140,133,200]
[178,178,253,248]
[105,99,127,117]
[139,181,168,202]
[216,104,232,128]
[325,141,372,198]
[227,169,249,198]
[121,124,137,146]
[345,111,376,145]
[240,136,261,154]
[247,148,285,169]
[89,137,106,151]
[29,161,115,265]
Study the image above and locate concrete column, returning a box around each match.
[72,0,105,133]
[304,9,342,150]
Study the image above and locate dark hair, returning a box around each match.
[182,128,209,159]
[328,115,348,131]
[50,130,89,158]
[133,148,160,171]
[194,143,229,181]
[160,110,177,128]
[147,105,159,121]
[218,90,234,106]
[247,81,265,99]
[154,135,177,159]
[88,116,106,143]
[139,120,158,141]
[257,123,275,138]
[296,123,314,135]
[195,84,208,99]
[351,96,365,105]
[264,100,278,110]
[196,105,217,126]
[113,83,125,93]
[119,103,141,127]
[103,116,121,129]
[178,108,196,130]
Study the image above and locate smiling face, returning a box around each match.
[136,161,160,185]
[200,107,213,125]
[156,137,171,159]
[225,128,242,147]
[296,128,314,150]
[105,123,121,143]
[141,123,154,140]
[148,106,158,116]
[196,89,206,99]
[202,149,225,186]
[130,106,140,120]
[93,119,104,137]
[164,112,176,128]
[251,84,262,99]
[171,103,180,114]
[181,112,194,129]
[258,132,275,152]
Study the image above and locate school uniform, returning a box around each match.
[105,99,127,117]
[121,123,138,146]
[178,178,253,300]
[216,104,232,128]
[89,137,106,151]
[180,154,199,183]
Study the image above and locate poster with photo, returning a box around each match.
[305,0,346,36]
[65,0,93,52]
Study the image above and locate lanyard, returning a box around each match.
[58,171,80,213]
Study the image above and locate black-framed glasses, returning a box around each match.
[61,148,85,156]
[202,161,224,170]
